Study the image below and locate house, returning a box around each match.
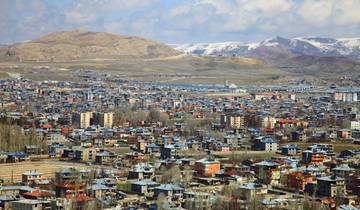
[302,149,325,164]
[160,144,187,160]
[95,150,116,165]
[287,172,315,192]
[0,152,7,163]
[131,179,159,195]
[22,190,54,200]
[280,144,299,156]
[252,161,280,185]
[0,194,19,210]
[154,184,184,198]
[235,182,268,200]
[146,143,160,155]
[339,204,360,210]
[224,165,251,176]
[307,144,335,156]
[124,152,147,162]
[332,164,355,190]
[213,143,230,152]
[74,147,96,162]
[11,199,53,210]
[24,145,42,155]
[317,175,346,197]
[128,164,155,180]
[194,157,221,177]
[91,183,111,199]
[7,152,28,163]
[337,129,352,139]
[22,171,45,186]
[49,143,68,158]
[252,137,278,152]
[339,150,360,158]
[0,186,35,196]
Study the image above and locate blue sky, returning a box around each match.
[1,0,360,44]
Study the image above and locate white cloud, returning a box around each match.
[333,0,360,25]
[2,0,360,44]
[298,0,333,26]
[65,11,97,25]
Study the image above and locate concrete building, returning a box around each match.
[194,157,221,177]
[253,161,280,185]
[12,199,53,210]
[317,175,346,197]
[93,112,114,128]
[236,182,268,200]
[333,91,358,102]
[22,171,45,185]
[220,114,245,129]
[252,137,278,152]
[72,112,92,129]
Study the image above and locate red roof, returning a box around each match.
[41,124,52,129]
[276,119,297,124]
[66,194,92,202]
[23,190,53,198]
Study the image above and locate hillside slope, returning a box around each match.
[0,30,181,61]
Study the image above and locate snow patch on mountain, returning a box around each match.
[175,36,360,59]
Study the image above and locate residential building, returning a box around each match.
[194,157,220,177]
[72,112,92,128]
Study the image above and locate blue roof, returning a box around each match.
[132,179,158,186]
[155,184,184,191]
[253,160,279,167]
[281,144,298,149]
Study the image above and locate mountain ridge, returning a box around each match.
[175,36,360,59]
[0,30,181,62]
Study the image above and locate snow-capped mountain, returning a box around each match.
[175,36,360,59]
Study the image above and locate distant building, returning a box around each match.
[350,121,360,130]
[332,164,355,190]
[302,149,325,164]
[22,171,45,186]
[160,144,187,160]
[253,161,280,185]
[280,144,299,156]
[252,137,278,152]
[194,157,221,177]
[236,182,268,200]
[93,112,113,128]
[333,91,358,102]
[154,184,184,198]
[220,114,245,129]
[287,172,315,192]
[72,112,92,128]
[95,150,116,165]
[131,179,159,195]
[12,199,53,210]
[128,164,155,180]
[74,147,96,162]
[317,175,346,197]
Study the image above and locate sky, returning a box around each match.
[1,0,360,44]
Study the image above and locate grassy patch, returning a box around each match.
[0,72,9,78]
[117,182,132,192]
[107,146,132,155]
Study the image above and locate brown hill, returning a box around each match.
[0,30,181,62]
